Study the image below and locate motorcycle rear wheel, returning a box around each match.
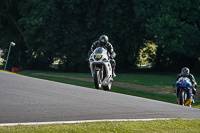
[94,70,101,89]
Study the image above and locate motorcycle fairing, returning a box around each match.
[89,47,113,87]
[175,77,193,107]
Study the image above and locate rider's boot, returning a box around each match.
[192,99,195,104]
[112,68,116,77]
[192,88,196,104]
[192,94,195,103]
[192,95,195,104]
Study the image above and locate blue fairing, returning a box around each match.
[175,77,193,99]
[176,77,192,88]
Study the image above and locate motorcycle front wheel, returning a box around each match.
[94,70,101,89]
[179,90,186,105]
[103,82,112,91]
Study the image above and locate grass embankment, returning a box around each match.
[1,119,200,133]
[19,71,200,109]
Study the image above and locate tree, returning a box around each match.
[1,0,199,72]
[0,0,27,70]
[17,0,145,71]
[134,0,200,71]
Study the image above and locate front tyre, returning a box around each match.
[103,82,112,91]
[94,70,101,89]
[180,90,185,105]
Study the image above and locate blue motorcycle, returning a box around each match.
[175,77,194,107]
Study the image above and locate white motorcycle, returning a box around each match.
[89,47,113,91]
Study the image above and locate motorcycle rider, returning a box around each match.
[173,67,197,103]
[89,35,116,77]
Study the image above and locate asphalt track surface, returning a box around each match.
[0,71,200,124]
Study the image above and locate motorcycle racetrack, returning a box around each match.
[0,71,200,125]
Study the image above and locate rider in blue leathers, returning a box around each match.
[173,67,197,103]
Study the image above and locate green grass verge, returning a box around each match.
[22,70,200,87]
[20,72,176,104]
[0,119,200,133]
[20,71,200,108]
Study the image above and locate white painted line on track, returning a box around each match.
[0,118,171,126]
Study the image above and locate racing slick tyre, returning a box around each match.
[180,90,185,106]
[103,82,112,91]
[94,70,101,89]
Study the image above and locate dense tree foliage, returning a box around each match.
[0,0,200,72]
[134,0,200,71]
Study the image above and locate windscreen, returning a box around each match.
[177,77,191,86]
[94,47,107,54]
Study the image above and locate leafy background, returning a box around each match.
[0,0,200,73]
